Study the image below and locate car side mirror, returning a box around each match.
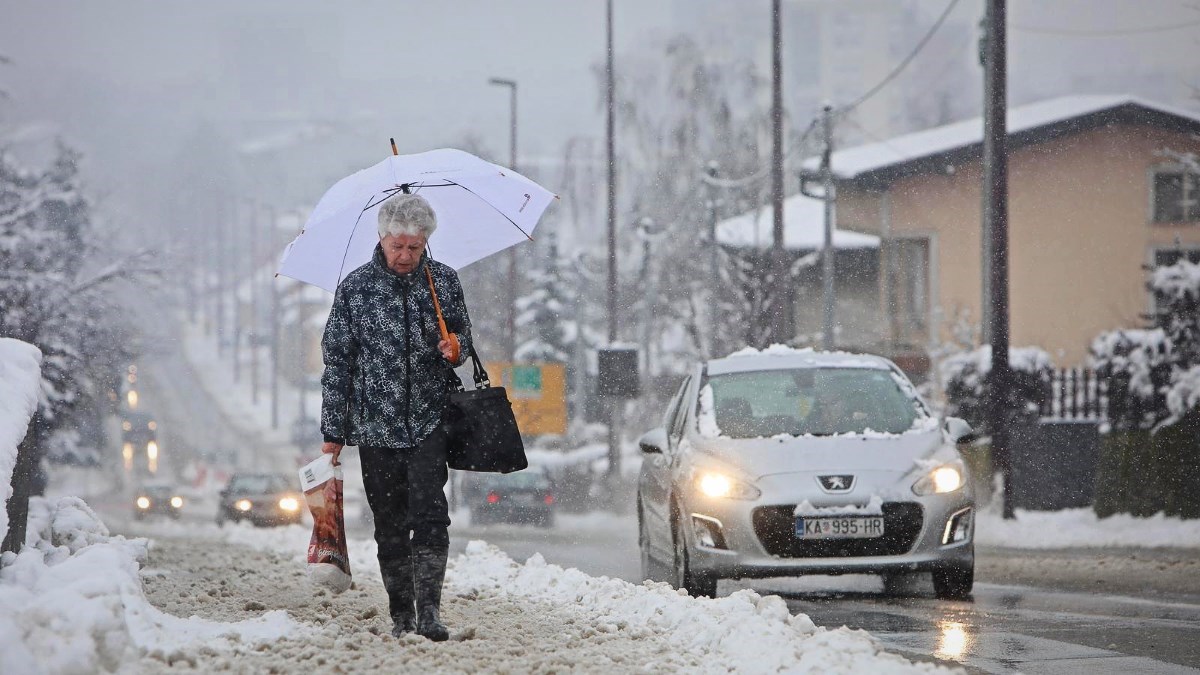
[945,417,977,445]
[638,428,668,455]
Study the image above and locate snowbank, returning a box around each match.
[0,497,305,674]
[449,541,951,674]
[0,338,42,540]
[976,507,1200,549]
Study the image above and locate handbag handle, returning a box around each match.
[425,262,490,390]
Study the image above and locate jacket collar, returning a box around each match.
[371,244,428,283]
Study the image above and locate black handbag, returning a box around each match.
[443,346,527,473]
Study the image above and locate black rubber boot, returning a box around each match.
[413,547,450,642]
[379,556,416,637]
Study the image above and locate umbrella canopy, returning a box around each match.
[277,148,556,293]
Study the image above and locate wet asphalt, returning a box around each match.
[461,521,1200,674]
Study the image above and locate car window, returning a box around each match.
[483,472,550,489]
[662,377,688,432]
[702,367,925,438]
[229,475,290,493]
[669,376,693,443]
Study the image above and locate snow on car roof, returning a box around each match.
[707,345,894,376]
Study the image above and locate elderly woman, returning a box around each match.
[320,193,472,641]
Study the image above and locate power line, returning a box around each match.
[699,117,821,189]
[1012,17,1200,37]
[839,0,964,116]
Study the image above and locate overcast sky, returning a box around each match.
[2,0,1197,235]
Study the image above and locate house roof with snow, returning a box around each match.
[802,95,1200,188]
[715,192,880,251]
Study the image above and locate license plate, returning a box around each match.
[795,516,885,539]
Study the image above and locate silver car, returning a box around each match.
[636,350,976,599]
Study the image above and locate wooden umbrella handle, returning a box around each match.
[424,265,460,363]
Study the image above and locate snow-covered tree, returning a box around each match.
[0,143,150,468]
[515,236,573,363]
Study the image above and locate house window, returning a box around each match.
[1152,169,1200,223]
[890,237,931,342]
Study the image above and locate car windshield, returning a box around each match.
[229,474,290,494]
[700,367,926,438]
[484,472,550,489]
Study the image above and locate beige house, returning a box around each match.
[825,95,1200,369]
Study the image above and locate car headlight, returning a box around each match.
[278,496,300,512]
[136,496,151,509]
[913,464,964,496]
[695,471,761,500]
[170,496,184,509]
[236,499,253,511]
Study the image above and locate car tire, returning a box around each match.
[932,564,974,600]
[672,512,717,598]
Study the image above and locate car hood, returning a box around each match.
[690,430,945,479]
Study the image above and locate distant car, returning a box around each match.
[637,350,976,600]
[134,484,184,520]
[466,469,555,527]
[217,473,303,527]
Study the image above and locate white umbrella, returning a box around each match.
[277,148,557,293]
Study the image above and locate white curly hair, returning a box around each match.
[377,193,438,239]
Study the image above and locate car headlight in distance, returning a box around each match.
[236,499,253,511]
[170,496,183,509]
[696,472,761,500]
[136,496,151,509]
[913,465,964,495]
[278,496,300,512]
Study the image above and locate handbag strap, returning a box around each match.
[426,262,490,390]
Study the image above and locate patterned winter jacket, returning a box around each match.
[320,245,473,449]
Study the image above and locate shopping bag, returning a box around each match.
[298,453,351,594]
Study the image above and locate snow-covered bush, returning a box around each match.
[1091,258,1200,430]
[938,345,1053,432]
[1089,329,1173,431]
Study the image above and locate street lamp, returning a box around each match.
[489,77,519,361]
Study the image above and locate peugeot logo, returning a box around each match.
[818,475,855,493]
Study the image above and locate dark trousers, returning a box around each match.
[360,425,451,558]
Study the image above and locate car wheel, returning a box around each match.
[932,564,974,600]
[672,511,717,598]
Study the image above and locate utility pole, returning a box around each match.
[232,198,242,383]
[604,0,621,489]
[249,199,260,405]
[982,0,1013,519]
[768,0,792,346]
[706,160,720,357]
[821,104,836,351]
[488,77,520,361]
[268,204,281,431]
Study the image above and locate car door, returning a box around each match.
[642,373,692,559]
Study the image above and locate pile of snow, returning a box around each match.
[448,541,951,674]
[0,338,42,539]
[938,345,1053,391]
[0,497,305,673]
[976,507,1200,549]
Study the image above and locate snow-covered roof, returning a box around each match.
[715,192,880,251]
[803,95,1200,182]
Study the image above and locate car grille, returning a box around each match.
[751,502,925,558]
